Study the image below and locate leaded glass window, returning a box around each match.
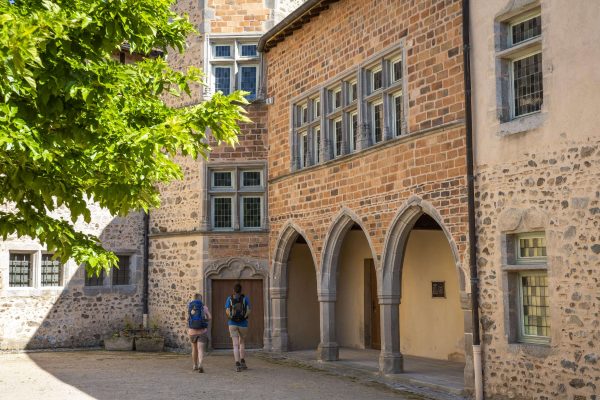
[240,44,257,57]
[242,197,261,229]
[41,254,62,286]
[301,133,309,167]
[511,14,541,46]
[513,53,543,117]
[350,112,359,152]
[112,255,130,286]
[314,127,321,163]
[516,232,547,263]
[214,67,232,95]
[240,66,257,100]
[213,171,232,188]
[392,59,403,82]
[242,171,261,187]
[213,197,233,229]
[9,253,32,287]
[372,102,383,143]
[519,272,550,339]
[334,119,343,157]
[393,92,403,136]
[214,45,232,58]
[372,68,383,92]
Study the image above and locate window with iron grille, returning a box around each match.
[209,166,265,230]
[112,255,130,286]
[41,254,62,287]
[85,270,105,287]
[9,253,32,287]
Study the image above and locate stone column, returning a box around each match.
[270,287,288,352]
[379,294,403,374]
[317,291,339,361]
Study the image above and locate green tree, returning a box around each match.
[0,0,249,274]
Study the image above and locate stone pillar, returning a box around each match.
[270,287,288,352]
[317,291,339,361]
[379,294,403,374]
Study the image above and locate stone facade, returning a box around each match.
[263,0,474,391]
[147,0,302,350]
[471,0,600,398]
[0,205,145,350]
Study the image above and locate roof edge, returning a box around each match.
[258,0,340,53]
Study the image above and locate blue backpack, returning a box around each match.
[188,300,208,329]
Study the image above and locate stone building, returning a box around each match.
[470,1,600,399]
[147,0,306,350]
[260,0,476,393]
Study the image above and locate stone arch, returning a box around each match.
[271,221,318,294]
[319,207,378,297]
[380,195,465,300]
[269,221,318,352]
[204,257,268,349]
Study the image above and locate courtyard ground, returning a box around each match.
[0,350,433,400]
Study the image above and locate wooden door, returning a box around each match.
[211,279,264,349]
[369,259,381,350]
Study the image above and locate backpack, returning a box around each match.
[229,294,247,323]
[188,300,208,329]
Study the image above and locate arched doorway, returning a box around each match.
[270,223,319,353]
[319,210,379,361]
[380,198,472,388]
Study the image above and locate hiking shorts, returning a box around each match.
[228,325,248,339]
[190,332,208,345]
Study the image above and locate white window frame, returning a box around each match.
[390,56,403,83]
[238,64,259,100]
[239,195,263,230]
[515,231,547,265]
[238,43,258,58]
[211,170,235,191]
[211,196,235,230]
[299,103,309,125]
[331,86,342,111]
[517,270,550,344]
[240,170,263,189]
[370,65,383,93]
[212,65,234,95]
[312,97,321,120]
[212,44,233,59]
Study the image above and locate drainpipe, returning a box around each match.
[461,0,483,399]
[142,211,150,329]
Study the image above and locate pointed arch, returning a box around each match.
[380,196,464,300]
[319,207,378,298]
[271,221,317,293]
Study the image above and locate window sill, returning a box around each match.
[507,341,553,358]
[497,112,545,137]
[2,287,66,297]
[502,263,547,271]
[83,285,137,295]
[497,36,542,60]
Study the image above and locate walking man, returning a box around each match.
[188,293,211,373]
[225,283,251,372]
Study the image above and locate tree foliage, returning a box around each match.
[0,0,250,274]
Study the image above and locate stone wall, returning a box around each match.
[0,206,144,350]
[476,139,600,399]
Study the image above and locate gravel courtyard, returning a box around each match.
[0,351,426,400]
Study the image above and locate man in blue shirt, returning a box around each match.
[225,283,251,372]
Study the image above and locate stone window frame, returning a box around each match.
[501,230,550,346]
[290,41,408,172]
[83,251,138,294]
[2,246,67,292]
[207,163,267,232]
[205,34,261,101]
[494,3,545,135]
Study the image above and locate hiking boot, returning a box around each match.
[240,359,248,370]
[235,362,242,372]
[198,366,204,373]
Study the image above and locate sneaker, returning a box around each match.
[235,362,242,372]
[240,359,248,370]
[198,366,204,373]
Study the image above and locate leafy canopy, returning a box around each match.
[0,0,250,274]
